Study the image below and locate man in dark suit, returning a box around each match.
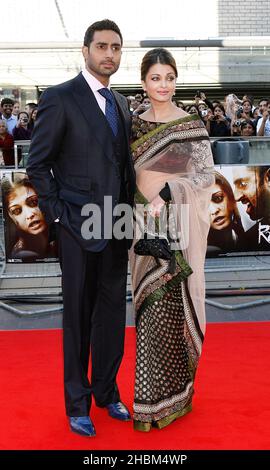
[27,19,135,437]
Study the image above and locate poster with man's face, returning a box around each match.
[207,165,270,257]
[1,170,58,263]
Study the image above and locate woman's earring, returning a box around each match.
[143,90,147,97]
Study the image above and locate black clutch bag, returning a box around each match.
[134,234,172,260]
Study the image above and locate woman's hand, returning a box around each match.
[148,195,165,217]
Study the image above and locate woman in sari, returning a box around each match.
[129,48,214,432]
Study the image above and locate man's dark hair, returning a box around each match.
[26,102,37,110]
[1,98,14,107]
[256,166,270,185]
[258,97,270,105]
[83,19,123,47]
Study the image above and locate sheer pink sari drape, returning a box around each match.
[131,126,214,334]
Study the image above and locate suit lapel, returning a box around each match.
[113,91,130,145]
[113,91,135,182]
[71,73,116,166]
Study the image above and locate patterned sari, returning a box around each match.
[130,114,214,431]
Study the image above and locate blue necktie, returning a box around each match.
[98,87,118,136]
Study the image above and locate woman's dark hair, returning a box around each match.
[84,19,123,47]
[141,48,178,81]
[185,104,199,114]
[240,119,256,133]
[18,111,29,120]
[213,103,226,115]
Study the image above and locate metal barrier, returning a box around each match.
[210,136,270,164]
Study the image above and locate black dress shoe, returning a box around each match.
[106,402,131,421]
[69,416,96,437]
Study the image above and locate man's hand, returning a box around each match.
[262,109,270,121]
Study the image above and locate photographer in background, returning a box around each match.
[236,99,253,121]
[230,97,255,136]
[12,112,32,140]
[206,104,231,137]
[194,90,214,111]
[133,96,151,115]
[257,100,270,136]
[199,107,213,126]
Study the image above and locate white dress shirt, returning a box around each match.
[81,68,110,115]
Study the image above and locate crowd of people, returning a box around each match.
[128,92,270,137]
[0,99,37,165]
[1,90,270,167]
[1,91,270,157]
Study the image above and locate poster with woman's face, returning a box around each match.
[207,165,270,257]
[1,170,58,263]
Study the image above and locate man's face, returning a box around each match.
[259,100,268,115]
[233,167,270,220]
[2,103,13,118]
[82,30,122,85]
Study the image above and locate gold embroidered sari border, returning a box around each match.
[131,114,201,153]
[133,403,193,432]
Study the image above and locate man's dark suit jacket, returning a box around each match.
[27,72,136,251]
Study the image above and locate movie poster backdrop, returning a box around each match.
[1,166,270,262]
[1,170,58,263]
[207,165,270,256]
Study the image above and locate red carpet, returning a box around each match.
[0,322,269,450]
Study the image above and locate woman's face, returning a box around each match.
[198,103,207,112]
[241,123,254,136]
[31,109,38,120]
[253,108,260,119]
[242,101,252,113]
[18,112,29,127]
[209,183,234,230]
[7,185,46,235]
[13,103,20,115]
[142,63,176,104]
[214,107,224,117]
[0,121,7,135]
